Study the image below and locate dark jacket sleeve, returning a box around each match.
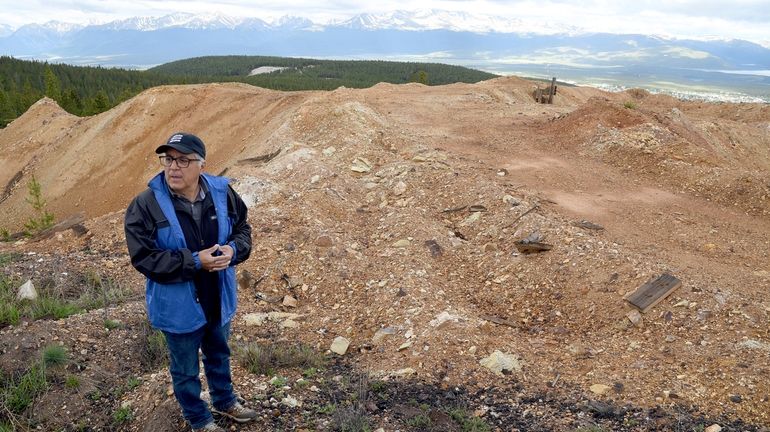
[124,190,198,283]
[226,185,252,265]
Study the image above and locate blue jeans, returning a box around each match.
[163,322,237,429]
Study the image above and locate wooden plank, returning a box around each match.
[624,273,682,313]
[548,77,556,104]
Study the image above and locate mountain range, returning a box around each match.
[1,10,769,102]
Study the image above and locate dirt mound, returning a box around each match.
[1,77,770,430]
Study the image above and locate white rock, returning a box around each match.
[310,175,321,184]
[281,396,301,408]
[372,327,396,344]
[704,425,722,432]
[393,181,407,196]
[351,157,373,173]
[392,239,410,248]
[280,319,300,329]
[16,280,37,301]
[322,146,336,157]
[479,350,522,375]
[590,384,612,395]
[330,336,350,355]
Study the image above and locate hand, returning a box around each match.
[219,244,234,263]
[198,244,230,272]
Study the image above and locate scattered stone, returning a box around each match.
[310,175,320,184]
[674,299,690,308]
[705,424,722,432]
[282,295,298,308]
[589,384,612,395]
[280,319,300,329]
[388,238,410,248]
[281,396,301,408]
[397,341,413,351]
[372,327,397,344]
[479,350,522,375]
[393,181,407,196]
[429,311,462,327]
[243,312,301,326]
[502,195,520,206]
[424,239,443,256]
[739,340,770,351]
[322,146,336,157]
[483,242,497,252]
[330,336,350,355]
[16,279,37,301]
[496,169,508,176]
[460,212,481,226]
[626,309,643,327]
[573,220,604,230]
[393,368,416,377]
[351,157,373,173]
[729,394,742,403]
[315,235,333,247]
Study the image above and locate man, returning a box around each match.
[125,132,257,432]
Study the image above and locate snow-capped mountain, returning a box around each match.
[97,12,270,31]
[0,10,767,101]
[333,9,581,34]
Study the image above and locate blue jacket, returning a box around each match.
[125,172,251,334]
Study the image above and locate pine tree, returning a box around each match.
[44,66,62,102]
[23,175,55,237]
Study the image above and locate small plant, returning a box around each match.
[330,406,371,432]
[302,367,319,379]
[87,390,102,401]
[65,375,80,389]
[407,413,432,429]
[113,406,134,424]
[4,365,47,414]
[237,342,324,376]
[317,403,336,415]
[126,376,141,390]
[23,175,55,237]
[42,344,68,367]
[0,421,13,432]
[104,319,123,330]
[448,408,491,432]
[270,375,288,387]
[139,320,168,370]
[623,100,637,110]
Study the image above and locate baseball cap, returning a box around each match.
[155,132,206,158]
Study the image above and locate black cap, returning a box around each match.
[155,132,206,158]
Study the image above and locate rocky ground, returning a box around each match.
[1,77,769,431]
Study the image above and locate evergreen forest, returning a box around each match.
[0,55,498,128]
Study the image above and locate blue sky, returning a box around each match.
[1,0,768,45]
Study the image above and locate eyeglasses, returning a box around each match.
[159,155,201,168]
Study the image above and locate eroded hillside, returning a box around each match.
[1,77,769,431]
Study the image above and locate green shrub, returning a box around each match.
[448,408,491,432]
[4,366,47,414]
[104,319,123,330]
[113,406,134,424]
[623,100,637,109]
[23,175,55,237]
[42,344,68,367]
[126,376,141,390]
[407,413,432,429]
[65,375,80,389]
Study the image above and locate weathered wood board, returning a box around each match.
[624,273,682,313]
